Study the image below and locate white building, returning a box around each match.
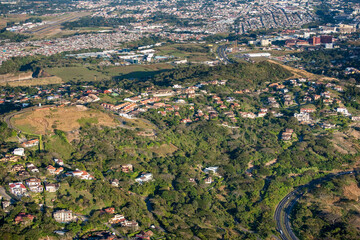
[260,39,271,46]
[244,53,271,58]
[53,210,74,223]
[9,182,27,197]
[336,107,350,116]
[45,183,60,192]
[135,173,153,183]
[294,112,311,122]
[25,177,43,193]
[13,148,25,156]
[53,158,64,166]
[203,167,219,174]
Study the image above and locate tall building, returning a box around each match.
[309,36,321,46]
[320,35,333,44]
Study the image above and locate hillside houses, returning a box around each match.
[47,165,64,175]
[109,214,126,224]
[25,178,43,193]
[66,169,94,180]
[109,214,139,228]
[121,164,133,173]
[21,139,39,148]
[300,108,316,114]
[336,107,350,116]
[11,164,25,173]
[203,167,219,174]
[9,182,27,197]
[53,210,75,223]
[0,155,21,163]
[44,183,60,192]
[13,148,25,156]
[281,129,294,141]
[294,112,311,123]
[135,173,153,184]
[15,213,35,224]
[53,158,64,166]
[26,163,39,173]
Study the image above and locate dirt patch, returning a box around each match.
[66,129,80,142]
[331,132,358,155]
[343,182,360,201]
[310,194,344,217]
[149,143,178,157]
[349,216,360,231]
[75,105,88,111]
[267,60,338,82]
[348,128,360,139]
[11,106,118,135]
[0,76,63,87]
[265,158,278,166]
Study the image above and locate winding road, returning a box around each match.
[275,170,356,240]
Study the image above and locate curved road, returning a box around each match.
[275,171,356,240]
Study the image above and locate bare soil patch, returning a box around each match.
[11,105,118,135]
[149,143,178,157]
[267,60,338,82]
[343,181,360,201]
[331,132,358,155]
[0,76,63,87]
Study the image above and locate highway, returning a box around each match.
[275,171,356,240]
[217,45,234,64]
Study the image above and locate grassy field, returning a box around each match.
[45,134,74,159]
[11,105,119,135]
[155,43,216,62]
[0,76,63,87]
[0,14,30,29]
[57,182,107,214]
[45,63,174,82]
[45,66,109,82]
[119,117,156,130]
[149,143,178,157]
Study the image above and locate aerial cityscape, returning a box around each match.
[0,0,359,239]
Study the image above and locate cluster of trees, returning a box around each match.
[62,16,135,29]
[0,48,105,74]
[119,61,292,91]
[289,48,360,82]
[175,46,209,53]
[0,29,29,43]
[148,12,204,27]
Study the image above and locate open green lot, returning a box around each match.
[45,63,174,82]
[155,43,216,62]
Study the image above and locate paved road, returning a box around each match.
[217,45,234,64]
[2,106,41,132]
[0,186,12,201]
[275,170,356,240]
